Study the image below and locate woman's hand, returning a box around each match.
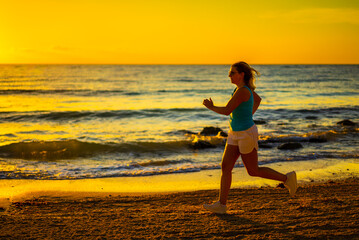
[203,98,214,109]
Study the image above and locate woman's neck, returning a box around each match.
[236,82,246,88]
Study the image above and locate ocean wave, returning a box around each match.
[0,126,356,161]
[0,129,230,160]
[0,87,221,96]
[1,152,357,180]
[0,89,125,96]
[258,106,359,122]
[0,108,207,122]
[260,153,359,165]
[260,129,358,145]
[0,163,219,180]
[135,159,193,167]
[0,139,202,160]
[1,106,357,123]
[0,140,113,160]
[268,106,359,115]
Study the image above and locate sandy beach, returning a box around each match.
[0,177,358,239]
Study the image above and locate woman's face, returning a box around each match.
[228,66,244,85]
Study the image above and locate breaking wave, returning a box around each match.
[0,127,357,161]
[0,139,196,160]
[1,106,357,123]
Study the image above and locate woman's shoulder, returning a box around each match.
[235,86,251,95]
[233,86,251,101]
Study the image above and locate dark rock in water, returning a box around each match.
[278,142,303,150]
[337,119,356,126]
[200,127,225,136]
[309,137,327,143]
[218,131,228,137]
[259,143,273,148]
[305,116,318,120]
[277,183,285,188]
[254,120,266,125]
[189,140,216,149]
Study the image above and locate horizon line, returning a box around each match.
[0,63,358,65]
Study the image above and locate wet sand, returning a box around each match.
[0,177,358,239]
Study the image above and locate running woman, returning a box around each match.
[202,61,297,214]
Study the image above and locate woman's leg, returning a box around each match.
[219,143,240,205]
[241,148,287,182]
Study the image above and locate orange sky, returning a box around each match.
[1,0,358,64]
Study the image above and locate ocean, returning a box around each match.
[0,64,358,182]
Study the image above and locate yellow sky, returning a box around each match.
[1,0,358,64]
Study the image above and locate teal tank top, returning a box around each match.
[229,85,255,131]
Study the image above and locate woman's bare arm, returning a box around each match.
[203,87,250,116]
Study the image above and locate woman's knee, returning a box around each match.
[246,167,259,177]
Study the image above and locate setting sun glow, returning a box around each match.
[1,0,358,64]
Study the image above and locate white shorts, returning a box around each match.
[227,124,259,154]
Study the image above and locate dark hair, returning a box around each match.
[232,61,260,90]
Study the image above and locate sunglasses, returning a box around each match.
[229,71,239,76]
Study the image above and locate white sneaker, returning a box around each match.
[284,171,298,197]
[203,201,227,214]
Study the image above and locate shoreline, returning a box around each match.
[0,177,358,239]
[1,158,357,201]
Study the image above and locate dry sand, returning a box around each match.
[0,177,358,239]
